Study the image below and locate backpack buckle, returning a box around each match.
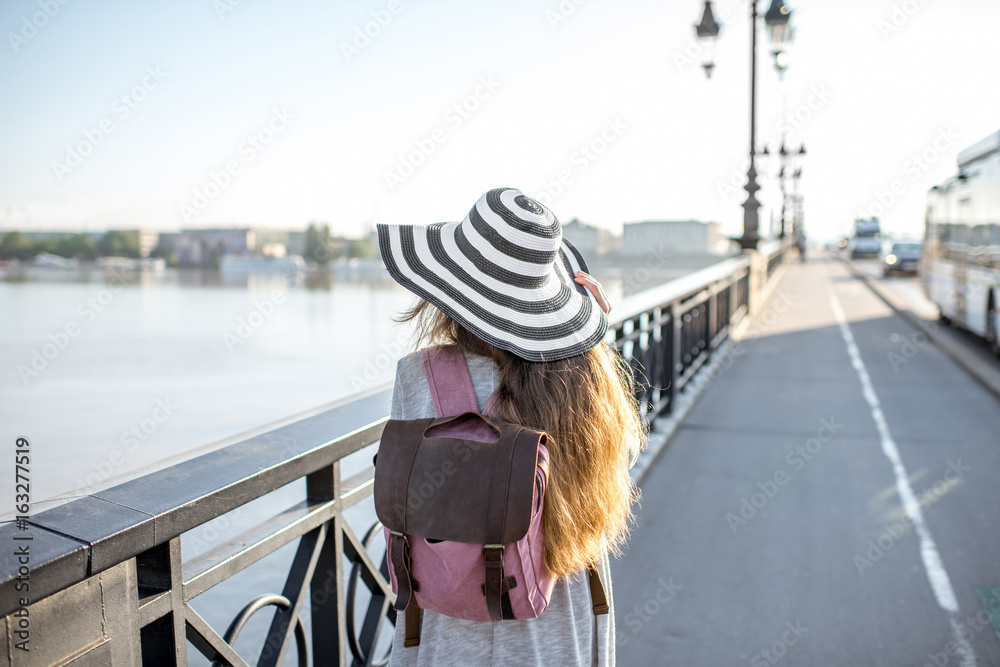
[482,544,504,567]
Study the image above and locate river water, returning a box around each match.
[0,262,692,662]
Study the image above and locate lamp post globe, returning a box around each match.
[694,1,721,79]
[765,0,793,49]
[765,0,794,75]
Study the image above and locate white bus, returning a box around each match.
[922,129,1000,355]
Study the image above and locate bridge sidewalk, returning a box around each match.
[612,255,1000,666]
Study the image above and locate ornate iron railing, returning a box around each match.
[612,255,752,421]
[763,239,786,280]
[0,250,778,667]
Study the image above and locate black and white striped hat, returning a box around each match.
[377,188,608,362]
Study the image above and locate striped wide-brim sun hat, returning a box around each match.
[377,187,608,362]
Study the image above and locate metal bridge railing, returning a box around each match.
[0,248,781,667]
[611,255,752,422]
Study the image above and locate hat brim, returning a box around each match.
[378,220,608,362]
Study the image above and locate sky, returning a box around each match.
[1,0,998,243]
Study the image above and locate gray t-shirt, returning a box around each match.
[387,349,615,667]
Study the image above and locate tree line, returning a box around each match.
[0,226,377,263]
[0,230,141,261]
[304,223,375,263]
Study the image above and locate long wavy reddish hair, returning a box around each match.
[398,300,644,577]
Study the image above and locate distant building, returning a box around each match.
[163,227,301,267]
[561,219,617,259]
[153,231,178,259]
[620,220,729,257]
[252,228,291,258]
[173,229,248,267]
[136,229,160,258]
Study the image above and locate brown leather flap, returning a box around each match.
[374,412,546,545]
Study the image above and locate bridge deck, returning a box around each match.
[614,255,1000,666]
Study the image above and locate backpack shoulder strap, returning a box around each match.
[404,604,422,647]
[421,346,480,417]
[588,565,610,615]
[403,345,480,648]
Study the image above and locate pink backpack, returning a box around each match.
[374,346,608,647]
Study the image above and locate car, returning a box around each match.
[849,235,882,258]
[881,241,922,276]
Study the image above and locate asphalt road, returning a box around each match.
[612,255,1000,666]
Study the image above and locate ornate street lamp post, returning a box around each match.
[761,0,805,240]
[765,0,803,240]
[777,142,806,239]
[790,165,804,239]
[694,1,721,78]
[695,0,797,250]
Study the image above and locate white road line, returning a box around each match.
[826,280,977,667]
